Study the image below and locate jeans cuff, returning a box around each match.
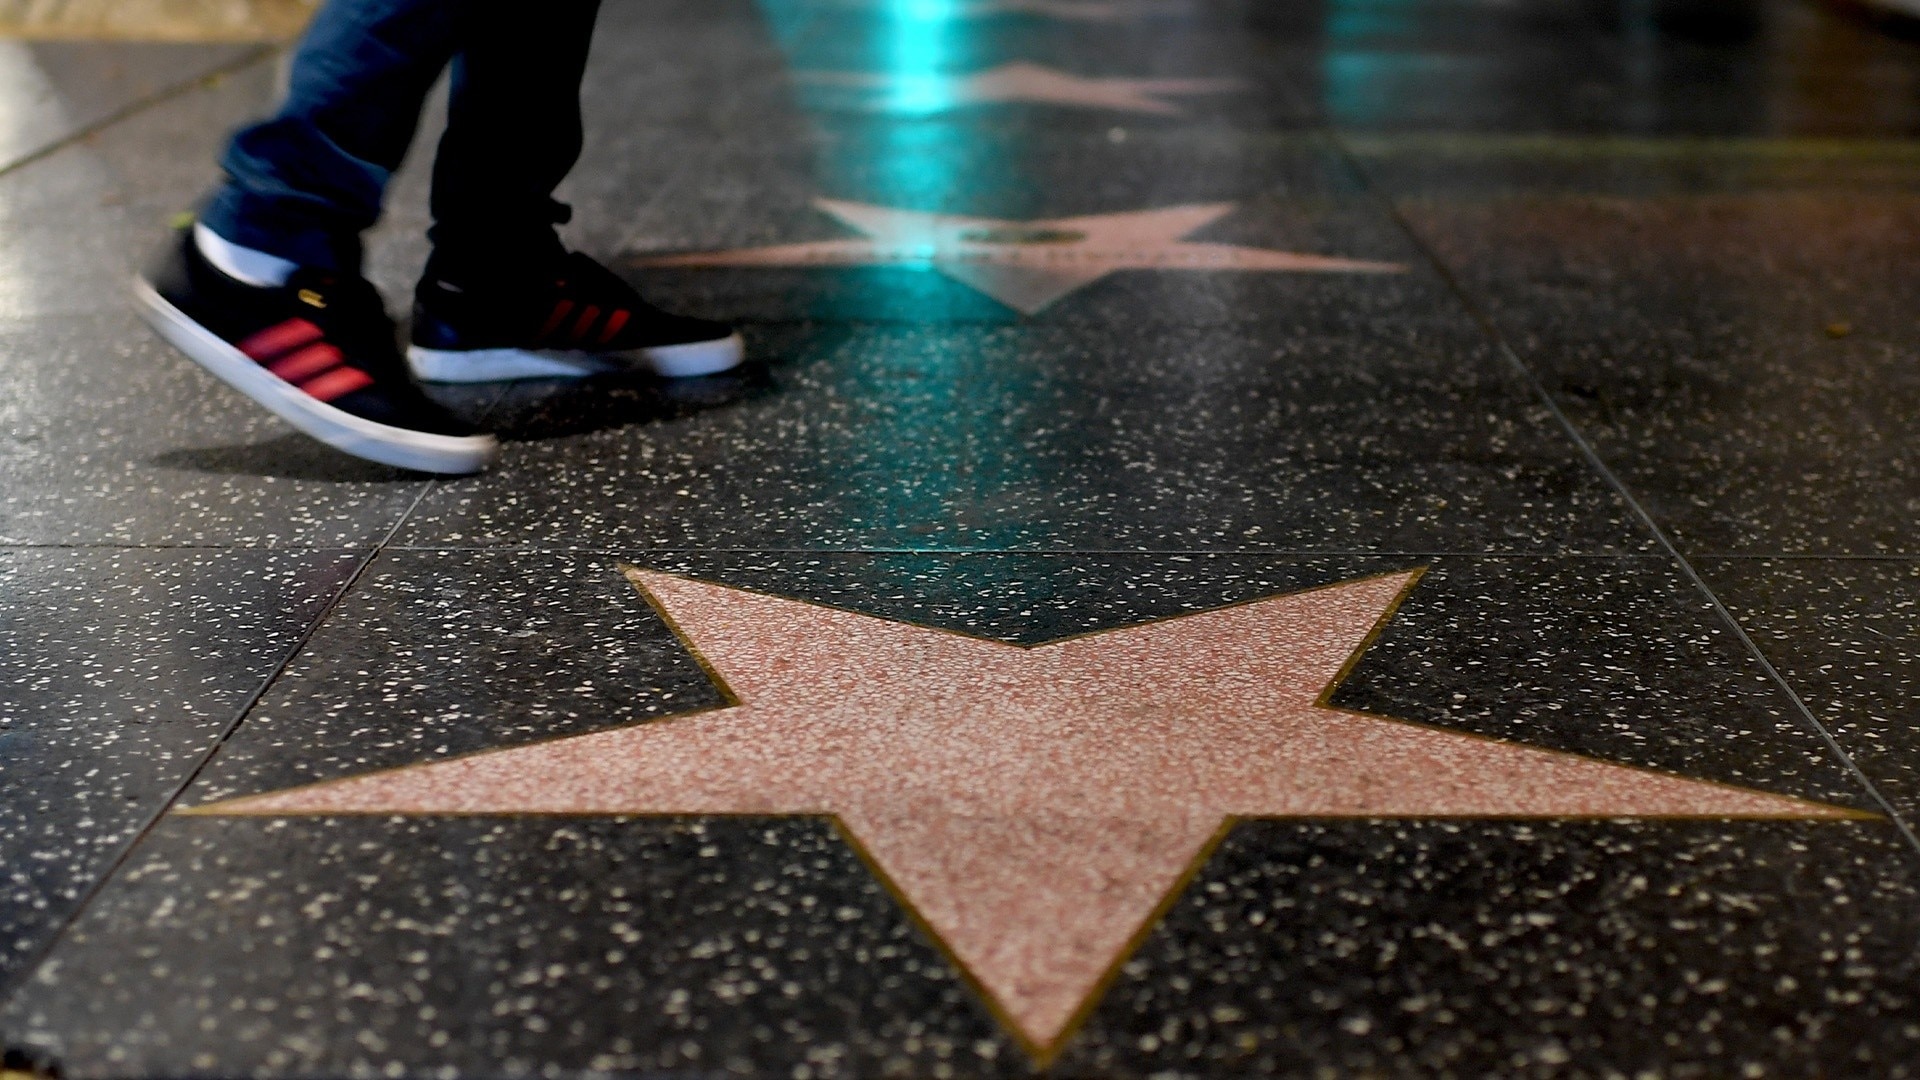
[199,184,364,274]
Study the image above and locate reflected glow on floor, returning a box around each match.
[876,0,960,114]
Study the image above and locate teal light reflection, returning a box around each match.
[875,0,961,116]
[860,1,1046,547]
[751,0,977,239]
[1318,0,1425,128]
[750,0,1046,548]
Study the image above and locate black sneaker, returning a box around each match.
[408,251,744,383]
[133,227,497,475]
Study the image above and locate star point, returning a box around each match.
[192,568,1859,1054]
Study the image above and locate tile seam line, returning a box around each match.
[0,543,376,552]
[0,483,433,1007]
[374,545,1674,558]
[4,544,1667,555]
[0,42,282,186]
[37,547,1910,559]
[1320,131,1920,858]
[27,545,1908,558]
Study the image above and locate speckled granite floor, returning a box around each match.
[3,1,1919,1077]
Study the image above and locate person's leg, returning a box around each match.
[405,0,743,383]
[200,0,464,273]
[133,0,496,474]
[424,0,603,280]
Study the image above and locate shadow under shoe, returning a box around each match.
[481,364,771,444]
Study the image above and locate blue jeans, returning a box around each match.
[201,0,603,276]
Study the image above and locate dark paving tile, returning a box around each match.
[0,56,288,332]
[755,27,1316,133]
[0,40,433,318]
[70,50,280,223]
[586,0,1322,137]
[565,0,815,143]
[1284,0,1606,48]
[0,39,260,173]
[1571,0,1920,140]
[1291,0,1920,137]
[1346,134,1920,200]
[1,815,1022,1080]
[1334,2,1920,539]
[7,819,1913,1075]
[186,549,730,805]
[1383,178,1920,558]
[1309,43,1628,137]
[0,546,360,994]
[1065,818,1920,1077]
[393,320,1647,553]
[1203,0,1619,136]
[1703,558,1920,826]
[0,314,434,545]
[1329,555,1868,803]
[0,147,163,323]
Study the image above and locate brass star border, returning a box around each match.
[186,567,1869,1063]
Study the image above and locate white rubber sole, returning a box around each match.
[407,332,745,384]
[133,276,498,475]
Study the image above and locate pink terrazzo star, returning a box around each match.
[823,0,1189,23]
[637,200,1406,314]
[798,61,1243,116]
[195,568,1860,1057]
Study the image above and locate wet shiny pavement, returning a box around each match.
[3,0,1919,1076]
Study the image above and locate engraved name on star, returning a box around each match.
[192,568,1861,1060]
[797,61,1242,116]
[637,200,1407,314]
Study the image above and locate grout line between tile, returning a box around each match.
[1320,131,1920,858]
[0,542,394,552]
[15,545,1920,560]
[0,482,436,1007]
[375,546,1674,558]
[0,43,282,186]
[1686,554,1920,563]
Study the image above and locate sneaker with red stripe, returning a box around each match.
[407,251,744,383]
[134,227,497,475]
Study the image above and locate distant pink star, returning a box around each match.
[637,200,1407,314]
[194,569,1858,1058]
[865,0,1191,23]
[973,0,1188,19]
[798,61,1242,116]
